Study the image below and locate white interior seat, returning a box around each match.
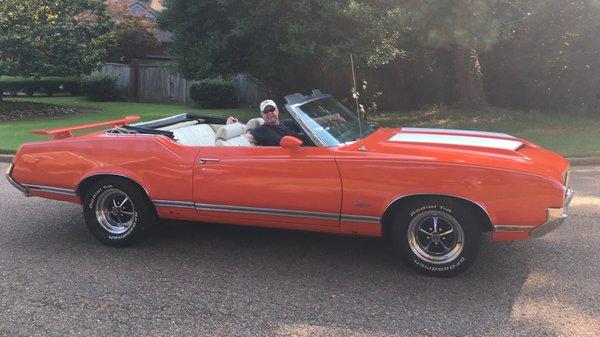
[215,123,253,146]
[245,118,264,133]
[172,124,217,146]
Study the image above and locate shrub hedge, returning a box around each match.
[0,77,81,96]
[80,74,119,101]
[189,77,236,108]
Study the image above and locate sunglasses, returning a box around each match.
[262,107,276,114]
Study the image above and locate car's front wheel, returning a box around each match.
[392,197,481,277]
[83,178,155,246]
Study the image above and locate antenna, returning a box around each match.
[350,53,365,148]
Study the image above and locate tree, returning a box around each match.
[483,0,600,112]
[109,15,161,63]
[405,0,528,108]
[159,0,408,96]
[0,0,115,77]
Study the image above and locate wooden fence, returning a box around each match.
[94,62,263,106]
[93,63,132,97]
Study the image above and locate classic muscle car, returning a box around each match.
[5,90,573,276]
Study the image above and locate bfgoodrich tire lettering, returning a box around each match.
[83,178,155,247]
[392,198,481,277]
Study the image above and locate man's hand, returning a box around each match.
[226,116,238,124]
[244,132,257,144]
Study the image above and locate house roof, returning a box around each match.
[105,0,172,43]
[105,1,163,18]
[147,0,164,12]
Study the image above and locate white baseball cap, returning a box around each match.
[260,99,277,112]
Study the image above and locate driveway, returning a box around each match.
[1,163,599,336]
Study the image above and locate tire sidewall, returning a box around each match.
[392,198,481,277]
[83,180,148,246]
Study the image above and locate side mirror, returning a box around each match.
[280,135,303,150]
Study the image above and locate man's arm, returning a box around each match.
[244,132,257,144]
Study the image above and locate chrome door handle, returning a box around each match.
[198,158,220,164]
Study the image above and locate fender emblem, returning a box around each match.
[353,200,372,208]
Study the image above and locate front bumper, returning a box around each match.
[5,163,28,195]
[530,187,574,238]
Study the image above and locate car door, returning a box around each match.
[192,145,342,230]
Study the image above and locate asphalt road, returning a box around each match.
[1,163,599,337]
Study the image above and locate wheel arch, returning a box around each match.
[77,174,155,214]
[381,194,493,240]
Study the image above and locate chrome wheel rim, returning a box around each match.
[94,189,135,235]
[407,211,465,265]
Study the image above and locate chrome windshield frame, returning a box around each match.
[284,93,369,148]
[284,103,328,147]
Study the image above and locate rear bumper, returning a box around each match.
[5,164,28,195]
[530,188,574,238]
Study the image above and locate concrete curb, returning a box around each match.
[567,157,600,167]
[1,153,600,166]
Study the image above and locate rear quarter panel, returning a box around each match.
[11,134,199,206]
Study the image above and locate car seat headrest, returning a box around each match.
[216,122,245,140]
[244,118,265,133]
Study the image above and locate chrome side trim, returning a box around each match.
[195,203,340,221]
[154,200,381,224]
[153,200,196,209]
[5,164,29,195]
[493,225,536,233]
[23,184,77,196]
[340,214,381,223]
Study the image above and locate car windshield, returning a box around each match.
[293,97,375,146]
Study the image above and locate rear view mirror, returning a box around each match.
[280,136,303,150]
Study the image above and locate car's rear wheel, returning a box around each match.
[392,197,481,277]
[83,178,155,246]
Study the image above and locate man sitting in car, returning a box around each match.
[227,99,300,146]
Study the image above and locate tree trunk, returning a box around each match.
[453,45,486,108]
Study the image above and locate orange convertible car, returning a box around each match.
[6,91,573,276]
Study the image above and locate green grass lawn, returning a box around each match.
[1,96,599,157]
[0,96,254,152]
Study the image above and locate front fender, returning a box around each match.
[336,159,564,231]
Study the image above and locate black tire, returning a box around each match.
[391,197,481,277]
[82,178,156,247]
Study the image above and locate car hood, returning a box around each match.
[344,127,569,183]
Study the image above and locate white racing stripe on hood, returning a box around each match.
[401,127,515,138]
[389,133,524,151]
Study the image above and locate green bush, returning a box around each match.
[189,77,236,108]
[81,74,119,101]
[0,77,81,96]
[61,77,81,95]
